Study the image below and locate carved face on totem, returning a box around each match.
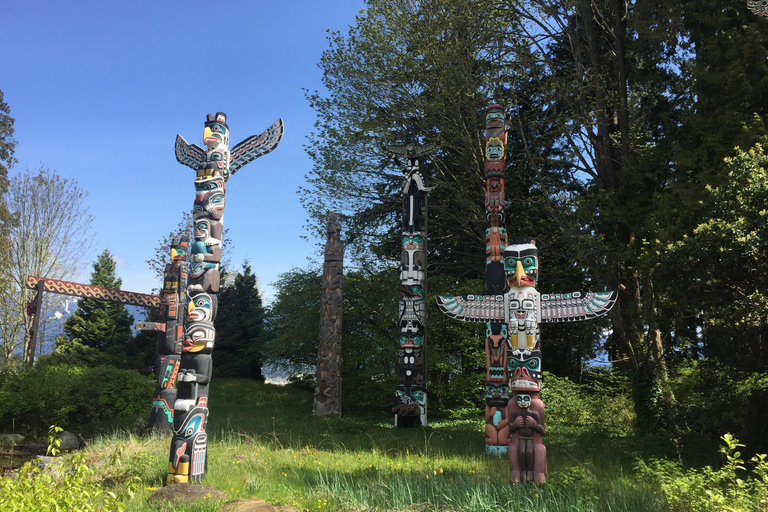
[399,333,423,348]
[194,218,222,245]
[509,349,542,391]
[503,241,538,288]
[193,176,226,220]
[394,384,426,416]
[486,137,505,162]
[187,293,217,324]
[203,112,229,150]
[516,393,531,409]
[486,383,510,407]
[184,321,216,353]
[170,238,189,262]
[485,106,505,128]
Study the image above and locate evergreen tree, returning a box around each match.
[214,262,266,380]
[56,250,135,367]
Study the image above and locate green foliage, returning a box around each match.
[0,362,154,436]
[540,370,635,437]
[0,425,130,511]
[0,89,15,197]
[215,261,266,380]
[637,434,768,512]
[671,360,768,453]
[58,250,140,369]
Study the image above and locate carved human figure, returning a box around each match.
[508,393,546,485]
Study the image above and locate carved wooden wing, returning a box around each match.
[540,291,617,323]
[229,118,284,175]
[436,294,506,323]
[382,143,437,158]
[175,134,206,170]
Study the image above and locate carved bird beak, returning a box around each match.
[516,260,525,288]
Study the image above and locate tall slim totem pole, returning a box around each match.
[138,237,190,431]
[383,143,435,428]
[167,112,283,484]
[436,105,617,485]
[314,213,344,416]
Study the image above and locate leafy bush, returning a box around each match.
[0,425,131,512]
[0,362,154,436]
[637,434,768,512]
[541,370,635,437]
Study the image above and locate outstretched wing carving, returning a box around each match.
[229,118,284,175]
[436,294,505,323]
[175,135,206,170]
[540,291,617,323]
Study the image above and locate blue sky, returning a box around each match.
[2,0,366,302]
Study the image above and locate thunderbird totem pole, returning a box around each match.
[436,105,617,485]
[748,1,768,16]
[137,237,189,431]
[382,143,436,427]
[166,112,283,484]
[314,213,344,416]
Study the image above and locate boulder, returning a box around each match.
[57,431,80,451]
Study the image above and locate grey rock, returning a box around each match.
[57,431,80,451]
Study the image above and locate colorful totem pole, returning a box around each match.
[167,112,283,484]
[383,143,435,428]
[314,213,344,416]
[137,237,189,431]
[436,105,617,485]
[748,1,768,16]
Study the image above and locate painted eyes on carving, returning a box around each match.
[522,300,534,309]
[523,257,534,267]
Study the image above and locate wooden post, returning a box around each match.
[25,278,45,366]
[314,213,343,416]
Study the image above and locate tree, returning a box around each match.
[0,166,94,364]
[56,250,136,368]
[214,262,266,380]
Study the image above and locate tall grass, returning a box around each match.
[49,378,665,511]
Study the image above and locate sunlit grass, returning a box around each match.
[58,379,667,511]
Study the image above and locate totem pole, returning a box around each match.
[136,237,189,431]
[748,1,768,16]
[168,112,283,484]
[382,143,435,428]
[314,213,344,416]
[436,105,617,485]
[484,104,511,454]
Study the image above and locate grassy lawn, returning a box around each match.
[59,379,666,511]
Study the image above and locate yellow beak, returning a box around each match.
[515,260,525,288]
[188,301,195,315]
[203,127,213,140]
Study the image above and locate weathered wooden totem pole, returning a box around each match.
[167,112,283,484]
[137,237,190,431]
[383,143,435,428]
[436,105,617,485]
[314,213,344,416]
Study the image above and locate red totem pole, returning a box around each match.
[436,104,617,484]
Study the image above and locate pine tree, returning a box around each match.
[57,250,135,367]
[214,262,266,380]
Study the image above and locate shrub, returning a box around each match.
[0,425,131,512]
[637,434,768,512]
[0,362,154,436]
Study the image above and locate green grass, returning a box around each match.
[55,379,667,511]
